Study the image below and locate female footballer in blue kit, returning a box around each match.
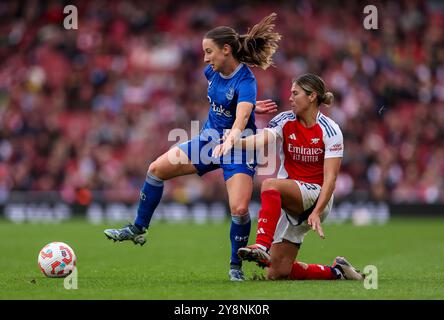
[105,13,281,281]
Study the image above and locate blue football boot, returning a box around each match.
[228,265,245,281]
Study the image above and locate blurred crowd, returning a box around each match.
[1,0,444,205]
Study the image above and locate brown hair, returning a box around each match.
[204,13,281,70]
[293,73,334,106]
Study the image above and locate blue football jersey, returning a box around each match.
[202,63,257,137]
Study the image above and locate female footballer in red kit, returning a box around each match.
[236,74,365,281]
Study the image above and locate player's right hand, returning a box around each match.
[212,140,233,158]
[308,213,325,239]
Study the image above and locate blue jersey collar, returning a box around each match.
[219,63,244,79]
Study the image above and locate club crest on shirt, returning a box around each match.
[226,87,234,100]
[246,160,255,171]
[311,138,320,144]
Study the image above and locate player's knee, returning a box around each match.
[230,205,249,216]
[147,160,166,180]
[266,258,291,280]
[266,266,290,280]
[261,178,279,192]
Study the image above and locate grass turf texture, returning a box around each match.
[0,218,443,299]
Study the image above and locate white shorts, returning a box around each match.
[273,180,333,246]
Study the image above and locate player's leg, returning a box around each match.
[267,240,339,280]
[268,241,362,280]
[104,146,197,245]
[267,183,361,280]
[225,173,253,281]
[239,179,364,280]
[266,240,298,280]
[263,209,338,280]
[262,181,339,280]
[133,146,198,229]
[237,178,304,266]
[256,178,305,248]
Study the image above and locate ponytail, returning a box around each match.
[236,13,281,70]
[205,13,281,70]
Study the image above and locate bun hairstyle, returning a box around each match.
[322,92,334,106]
[204,13,281,70]
[293,74,334,107]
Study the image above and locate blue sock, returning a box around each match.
[134,172,164,230]
[230,213,251,267]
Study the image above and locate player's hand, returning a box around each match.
[307,213,325,239]
[254,99,278,114]
[212,140,233,158]
[220,129,231,143]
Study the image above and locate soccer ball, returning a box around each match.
[38,242,77,278]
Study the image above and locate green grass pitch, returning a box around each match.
[0,218,443,299]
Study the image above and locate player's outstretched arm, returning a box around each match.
[234,129,275,150]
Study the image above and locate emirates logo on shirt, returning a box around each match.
[288,144,323,155]
[287,143,323,162]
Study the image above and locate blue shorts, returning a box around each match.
[178,135,257,181]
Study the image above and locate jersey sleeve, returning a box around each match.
[236,76,257,105]
[324,123,344,158]
[204,65,214,80]
[264,112,288,140]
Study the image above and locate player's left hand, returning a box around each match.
[255,99,278,114]
[212,141,233,158]
[307,213,325,239]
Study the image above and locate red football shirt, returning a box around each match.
[265,111,343,185]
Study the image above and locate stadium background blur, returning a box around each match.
[1,0,444,224]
